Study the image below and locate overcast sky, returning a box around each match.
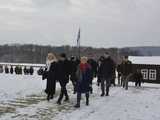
[0,0,160,48]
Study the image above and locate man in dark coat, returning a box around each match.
[134,69,143,87]
[111,62,116,86]
[120,56,132,90]
[97,56,105,86]
[87,58,98,93]
[57,53,70,105]
[98,52,115,96]
[117,64,122,86]
[69,56,79,94]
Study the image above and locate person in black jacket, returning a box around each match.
[98,52,115,96]
[111,62,116,86]
[10,66,14,74]
[134,69,143,87]
[69,56,79,94]
[5,65,9,74]
[43,53,58,101]
[29,66,34,75]
[117,64,122,86]
[24,66,27,75]
[87,58,98,94]
[97,56,104,86]
[57,53,70,105]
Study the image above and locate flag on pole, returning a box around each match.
[77,28,80,46]
[77,28,81,59]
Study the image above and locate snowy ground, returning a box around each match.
[0,72,160,120]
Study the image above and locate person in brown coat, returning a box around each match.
[120,56,132,90]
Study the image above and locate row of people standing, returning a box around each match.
[0,65,34,75]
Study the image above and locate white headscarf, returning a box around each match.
[46,59,56,71]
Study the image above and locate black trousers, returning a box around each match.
[101,77,111,95]
[76,92,89,106]
[118,73,121,85]
[57,82,69,102]
[70,74,77,93]
[135,80,141,87]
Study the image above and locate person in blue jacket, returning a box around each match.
[74,56,92,108]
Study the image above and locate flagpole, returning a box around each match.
[77,28,81,60]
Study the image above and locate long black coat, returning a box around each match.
[44,62,58,95]
[133,72,143,82]
[87,59,98,78]
[70,60,79,81]
[57,59,70,86]
[120,60,132,76]
[98,57,115,79]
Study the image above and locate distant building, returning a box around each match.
[129,56,160,83]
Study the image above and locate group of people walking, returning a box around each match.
[42,52,143,108]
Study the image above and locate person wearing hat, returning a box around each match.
[57,53,70,105]
[98,52,115,96]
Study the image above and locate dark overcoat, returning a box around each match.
[43,62,58,95]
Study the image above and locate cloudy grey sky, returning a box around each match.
[0,0,160,48]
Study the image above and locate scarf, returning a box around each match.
[46,59,56,71]
[80,63,90,72]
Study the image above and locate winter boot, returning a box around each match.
[106,87,109,96]
[101,93,105,97]
[74,104,80,108]
[57,100,61,105]
[47,94,50,101]
[50,94,54,99]
[74,99,80,108]
[64,97,69,102]
[86,93,89,106]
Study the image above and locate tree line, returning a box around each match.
[0,44,140,64]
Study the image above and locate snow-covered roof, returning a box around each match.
[129,56,160,65]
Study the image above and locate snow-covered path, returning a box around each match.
[0,73,160,120]
[55,84,160,120]
[57,85,160,120]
